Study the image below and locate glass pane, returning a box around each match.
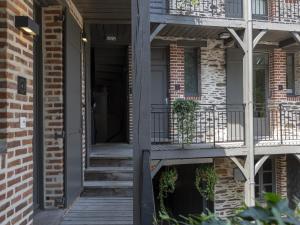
[252,0,267,16]
[254,69,266,105]
[184,49,198,97]
[263,172,273,184]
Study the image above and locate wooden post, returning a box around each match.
[243,0,255,207]
[131,0,151,224]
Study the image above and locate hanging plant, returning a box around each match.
[158,167,178,212]
[195,165,218,201]
[173,99,198,147]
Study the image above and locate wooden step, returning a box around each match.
[89,156,133,167]
[85,167,133,181]
[82,181,133,197]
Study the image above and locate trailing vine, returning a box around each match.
[195,165,218,201]
[173,99,198,147]
[158,167,178,212]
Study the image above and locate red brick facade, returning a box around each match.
[269,48,287,104]
[0,0,35,224]
[42,6,65,208]
[169,44,185,102]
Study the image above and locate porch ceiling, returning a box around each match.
[72,0,131,24]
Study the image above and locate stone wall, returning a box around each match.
[42,6,65,208]
[0,0,35,224]
[214,158,244,217]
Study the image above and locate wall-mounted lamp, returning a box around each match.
[15,16,39,36]
[218,32,231,40]
[82,32,88,43]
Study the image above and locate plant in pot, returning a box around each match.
[173,99,199,149]
[195,165,218,201]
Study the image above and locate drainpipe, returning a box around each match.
[244,0,255,207]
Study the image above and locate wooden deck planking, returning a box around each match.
[60,197,133,225]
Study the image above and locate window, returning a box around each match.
[252,0,268,19]
[184,48,199,97]
[255,159,275,201]
[286,53,295,96]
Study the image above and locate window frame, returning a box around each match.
[286,53,296,96]
[255,158,276,201]
[184,47,200,98]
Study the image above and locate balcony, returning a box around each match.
[150,0,300,24]
[151,103,300,151]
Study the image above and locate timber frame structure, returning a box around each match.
[132,0,300,224]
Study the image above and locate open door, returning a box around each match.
[64,10,83,208]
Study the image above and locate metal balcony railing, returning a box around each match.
[151,103,300,147]
[150,0,300,23]
[151,104,246,146]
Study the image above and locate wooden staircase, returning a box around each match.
[60,144,133,225]
[82,148,133,197]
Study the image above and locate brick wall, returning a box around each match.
[169,43,185,103]
[275,155,288,198]
[42,5,64,208]
[0,0,35,224]
[269,48,287,104]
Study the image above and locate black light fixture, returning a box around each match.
[15,16,39,36]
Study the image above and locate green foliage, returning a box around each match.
[155,193,300,225]
[173,99,199,146]
[195,165,218,201]
[158,168,178,212]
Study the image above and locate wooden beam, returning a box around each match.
[151,145,300,160]
[151,160,164,178]
[150,24,166,42]
[150,14,246,29]
[279,37,296,48]
[131,0,151,223]
[230,157,247,178]
[227,28,246,52]
[254,155,269,175]
[253,30,267,48]
[253,21,300,32]
[291,32,300,44]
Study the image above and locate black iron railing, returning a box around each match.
[151,104,245,145]
[254,104,300,142]
[150,0,300,23]
[151,103,300,146]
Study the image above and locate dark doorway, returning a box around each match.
[91,47,129,144]
[33,2,44,212]
[64,10,83,208]
[153,164,214,218]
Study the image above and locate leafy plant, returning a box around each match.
[195,165,218,201]
[173,99,199,147]
[155,193,300,225]
[158,167,178,212]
